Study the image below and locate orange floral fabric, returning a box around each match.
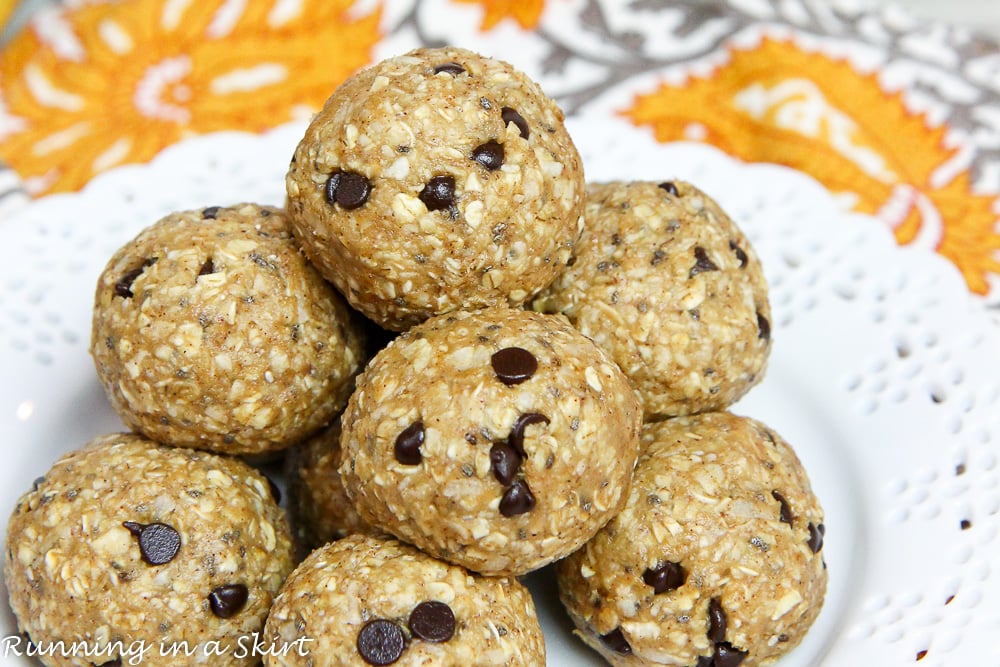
[623,39,1000,296]
[453,0,544,30]
[0,0,381,196]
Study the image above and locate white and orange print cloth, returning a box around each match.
[1,0,998,300]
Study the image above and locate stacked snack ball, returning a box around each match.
[284,418,379,553]
[556,412,827,666]
[286,46,585,331]
[262,534,546,666]
[533,181,771,419]
[4,433,295,667]
[91,203,367,456]
[339,307,642,576]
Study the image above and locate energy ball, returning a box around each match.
[339,308,642,576]
[91,203,367,456]
[286,47,585,331]
[556,412,827,667]
[533,181,771,419]
[4,433,295,667]
[284,419,378,554]
[262,534,546,666]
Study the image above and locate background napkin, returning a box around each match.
[0,0,997,304]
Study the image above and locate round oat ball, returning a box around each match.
[4,433,295,667]
[339,308,642,576]
[556,412,827,667]
[262,534,545,666]
[91,203,367,456]
[285,47,585,331]
[533,181,771,419]
[284,419,378,553]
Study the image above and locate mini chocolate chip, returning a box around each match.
[507,412,550,456]
[198,258,215,276]
[777,634,789,642]
[501,107,529,139]
[408,600,456,642]
[757,312,770,340]
[599,627,631,654]
[32,476,44,491]
[201,206,221,219]
[695,657,714,667]
[714,641,749,667]
[326,170,371,210]
[94,660,121,667]
[419,175,456,211]
[643,561,686,594]
[114,258,155,298]
[490,442,522,485]
[707,597,727,642]
[208,583,249,618]
[394,421,425,465]
[471,140,504,170]
[499,480,536,517]
[689,247,719,278]
[434,62,465,75]
[729,240,748,268]
[122,521,181,565]
[658,181,679,196]
[961,519,972,530]
[772,490,793,525]
[916,649,928,661]
[357,619,405,665]
[807,522,824,553]
[491,347,538,385]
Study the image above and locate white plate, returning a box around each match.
[0,116,997,666]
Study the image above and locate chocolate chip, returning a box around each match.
[599,627,631,654]
[807,522,825,553]
[643,561,686,594]
[695,657,714,667]
[499,479,536,517]
[491,347,538,385]
[689,247,719,278]
[961,519,972,530]
[501,107,529,139]
[201,206,221,219]
[198,258,215,276]
[434,62,465,76]
[757,312,770,341]
[357,619,405,665]
[507,412,550,456]
[771,490,793,525]
[658,181,679,196]
[325,170,371,210]
[394,421,425,465]
[707,597,727,642]
[114,258,155,298]
[408,600,456,642]
[729,240,748,268]
[208,583,249,618]
[471,141,504,170]
[419,175,456,212]
[94,660,121,667]
[32,476,44,491]
[122,521,181,565]
[490,442,522,485]
[713,641,749,667]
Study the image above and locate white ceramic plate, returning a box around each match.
[0,116,997,666]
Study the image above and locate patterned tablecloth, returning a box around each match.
[0,0,998,303]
